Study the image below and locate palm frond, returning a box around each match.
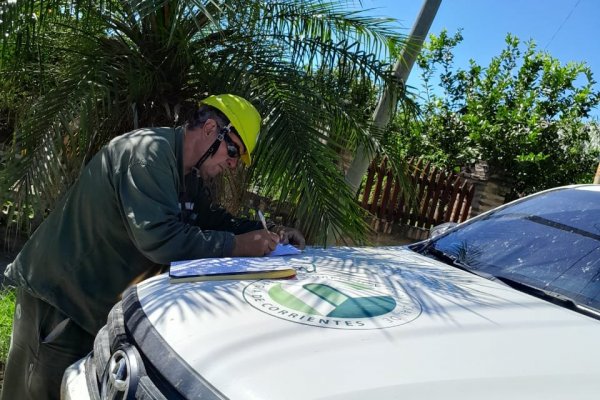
[1,0,413,243]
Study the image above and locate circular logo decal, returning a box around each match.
[243,271,422,330]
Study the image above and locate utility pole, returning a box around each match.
[345,0,442,193]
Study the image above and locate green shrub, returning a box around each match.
[396,30,600,199]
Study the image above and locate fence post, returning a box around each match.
[361,161,377,209]
[369,158,387,215]
[461,160,513,217]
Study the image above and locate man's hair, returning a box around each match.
[186,104,230,130]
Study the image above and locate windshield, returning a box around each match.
[415,187,600,313]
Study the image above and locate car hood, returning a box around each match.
[130,246,600,400]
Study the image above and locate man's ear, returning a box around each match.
[203,118,218,136]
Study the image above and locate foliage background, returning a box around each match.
[1,3,599,242]
[390,30,600,200]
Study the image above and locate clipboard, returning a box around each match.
[169,257,296,283]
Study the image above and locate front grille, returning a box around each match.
[89,301,175,399]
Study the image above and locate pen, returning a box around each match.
[257,210,269,231]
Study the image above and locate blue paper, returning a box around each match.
[269,243,301,256]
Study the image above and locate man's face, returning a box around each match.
[200,124,246,179]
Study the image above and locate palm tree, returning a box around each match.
[0,0,409,244]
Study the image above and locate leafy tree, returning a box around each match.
[0,0,410,244]
[395,30,600,199]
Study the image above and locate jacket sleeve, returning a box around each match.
[193,195,263,234]
[115,161,236,264]
[200,205,264,234]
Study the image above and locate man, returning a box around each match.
[1,94,305,400]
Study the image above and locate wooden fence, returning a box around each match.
[359,158,475,230]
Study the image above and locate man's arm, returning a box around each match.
[189,181,306,249]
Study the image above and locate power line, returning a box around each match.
[544,0,582,50]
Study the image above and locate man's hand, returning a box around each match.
[273,226,306,249]
[233,230,279,257]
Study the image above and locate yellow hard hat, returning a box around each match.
[200,94,262,166]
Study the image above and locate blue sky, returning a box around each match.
[360,0,600,116]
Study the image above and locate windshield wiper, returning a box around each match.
[423,247,505,282]
[493,275,600,320]
[524,215,600,241]
[421,246,481,274]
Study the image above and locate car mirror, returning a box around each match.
[429,222,458,239]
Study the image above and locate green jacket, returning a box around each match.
[5,127,261,334]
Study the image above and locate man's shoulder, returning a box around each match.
[114,127,176,145]
[107,127,181,157]
[96,127,184,177]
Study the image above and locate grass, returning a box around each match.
[0,287,15,368]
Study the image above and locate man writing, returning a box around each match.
[2,94,305,399]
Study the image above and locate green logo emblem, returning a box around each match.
[244,271,421,330]
[269,283,396,318]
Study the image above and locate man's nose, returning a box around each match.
[226,157,238,169]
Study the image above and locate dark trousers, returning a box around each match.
[1,289,94,400]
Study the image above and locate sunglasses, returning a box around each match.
[218,124,244,159]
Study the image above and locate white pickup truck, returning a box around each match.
[62,185,600,400]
